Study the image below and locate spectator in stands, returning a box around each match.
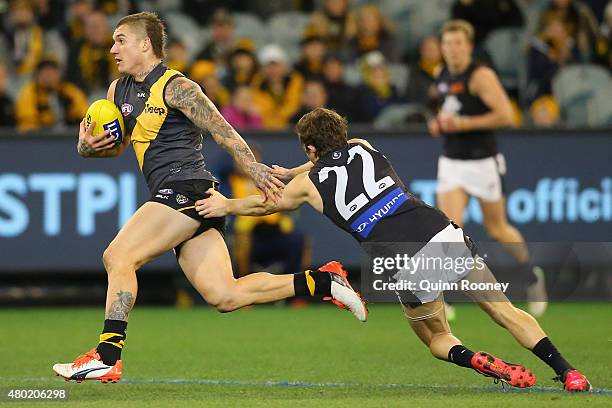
[15,59,88,133]
[358,51,400,121]
[67,9,118,95]
[228,144,309,278]
[191,60,231,109]
[529,94,561,127]
[291,79,328,123]
[166,38,190,72]
[95,0,138,17]
[195,9,236,70]
[451,0,524,63]
[221,85,263,130]
[526,13,579,105]
[61,0,93,44]
[294,35,327,81]
[321,52,364,122]
[348,4,399,63]
[405,35,443,107]
[33,0,64,30]
[0,63,15,126]
[305,0,356,54]
[222,40,259,92]
[252,45,304,129]
[540,0,605,63]
[3,0,45,76]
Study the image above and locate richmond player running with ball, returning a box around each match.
[197,108,590,391]
[52,13,366,384]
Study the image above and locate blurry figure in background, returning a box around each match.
[348,4,399,63]
[529,94,561,127]
[291,79,328,123]
[222,40,258,92]
[195,9,236,70]
[32,0,64,30]
[15,59,88,132]
[0,63,16,126]
[428,20,547,317]
[95,0,138,16]
[358,51,400,121]
[540,0,605,63]
[294,35,327,81]
[2,0,45,76]
[67,9,119,95]
[191,60,231,109]
[601,2,612,68]
[306,0,356,54]
[451,0,524,47]
[321,52,364,122]
[252,44,304,129]
[228,144,310,278]
[221,85,263,130]
[61,0,93,44]
[525,13,579,105]
[166,37,190,72]
[406,36,443,107]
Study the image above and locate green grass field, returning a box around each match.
[1,303,610,407]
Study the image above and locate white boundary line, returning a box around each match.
[2,377,611,395]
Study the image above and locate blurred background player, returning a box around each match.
[428,20,548,318]
[52,12,365,384]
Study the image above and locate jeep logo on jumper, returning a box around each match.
[144,103,166,116]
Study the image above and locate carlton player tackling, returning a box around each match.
[197,108,590,391]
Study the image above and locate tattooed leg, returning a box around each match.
[106,290,135,321]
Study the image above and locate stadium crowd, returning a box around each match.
[0,0,611,133]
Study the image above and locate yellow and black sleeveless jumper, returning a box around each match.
[114,63,215,192]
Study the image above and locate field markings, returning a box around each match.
[3,377,611,395]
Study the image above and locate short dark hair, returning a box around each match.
[296,108,348,157]
[117,12,167,59]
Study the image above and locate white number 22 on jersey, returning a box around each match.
[319,145,395,220]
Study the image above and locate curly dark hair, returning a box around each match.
[295,108,348,157]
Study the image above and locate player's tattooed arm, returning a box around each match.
[106,290,134,321]
[165,76,284,202]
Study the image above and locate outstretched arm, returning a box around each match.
[165,76,284,202]
[196,172,322,217]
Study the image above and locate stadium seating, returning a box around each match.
[373,103,423,129]
[552,64,611,126]
[164,12,203,60]
[267,12,311,63]
[388,64,410,96]
[484,28,528,90]
[232,13,267,50]
[587,87,612,126]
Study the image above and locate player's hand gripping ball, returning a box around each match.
[85,100,125,146]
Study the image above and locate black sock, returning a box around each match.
[96,319,127,365]
[518,261,538,285]
[448,345,475,369]
[293,270,332,297]
[531,337,574,376]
